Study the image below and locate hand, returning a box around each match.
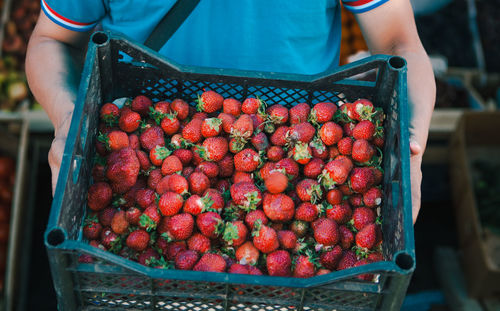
[409,137,423,224]
[48,112,73,196]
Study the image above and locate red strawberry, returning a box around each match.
[217,112,236,134]
[355,223,379,249]
[235,241,260,265]
[160,113,180,135]
[182,118,203,143]
[252,222,279,253]
[166,213,194,241]
[169,174,189,195]
[367,252,384,262]
[197,90,223,113]
[131,95,152,116]
[128,134,140,150]
[351,99,375,121]
[267,146,285,162]
[217,154,234,178]
[326,189,343,205]
[275,158,300,180]
[188,171,210,195]
[310,102,337,124]
[251,132,269,151]
[363,187,383,207]
[291,142,313,165]
[296,179,322,203]
[266,250,292,277]
[196,212,223,239]
[316,269,331,276]
[309,136,328,160]
[155,175,171,195]
[264,171,288,194]
[119,109,141,133]
[289,103,311,125]
[200,137,228,162]
[140,126,165,151]
[320,157,353,189]
[303,158,324,179]
[353,207,375,231]
[233,171,253,184]
[241,97,262,114]
[277,230,297,250]
[126,229,150,252]
[269,126,289,146]
[162,240,186,260]
[138,247,160,266]
[153,101,170,114]
[149,146,170,166]
[106,147,140,194]
[187,233,211,253]
[172,149,193,166]
[175,249,199,270]
[100,227,120,250]
[290,220,309,238]
[349,193,364,207]
[259,162,276,180]
[193,253,227,272]
[102,130,129,151]
[170,99,189,120]
[312,218,339,246]
[202,188,224,212]
[99,207,116,227]
[87,182,112,211]
[339,225,354,249]
[100,102,120,125]
[262,193,295,222]
[192,111,208,120]
[139,205,161,231]
[83,215,102,240]
[295,202,320,222]
[223,220,248,246]
[196,161,219,178]
[319,122,343,146]
[125,207,141,225]
[350,167,375,193]
[91,164,106,182]
[231,114,254,140]
[183,195,205,215]
[337,250,357,270]
[337,137,353,155]
[161,155,183,175]
[293,255,316,278]
[228,263,250,274]
[326,201,352,224]
[320,245,342,270]
[351,139,375,163]
[201,118,222,138]
[135,188,155,209]
[234,148,260,172]
[223,98,242,116]
[354,258,374,281]
[267,104,289,124]
[147,169,162,189]
[343,122,356,136]
[287,122,316,143]
[353,120,375,140]
[230,182,262,210]
[338,184,353,196]
[244,210,268,230]
[158,192,184,216]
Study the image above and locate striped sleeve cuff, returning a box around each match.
[41,0,97,32]
[342,0,390,13]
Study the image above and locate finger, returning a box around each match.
[409,138,422,156]
[48,138,65,196]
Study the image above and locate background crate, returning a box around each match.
[0,117,29,311]
[45,31,414,311]
[449,111,500,298]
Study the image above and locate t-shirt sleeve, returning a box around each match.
[341,0,390,13]
[41,0,105,32]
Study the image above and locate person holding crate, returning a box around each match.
[25,0,435,224]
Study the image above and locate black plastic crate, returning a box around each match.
[45,31,414,311]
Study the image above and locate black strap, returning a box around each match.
[144,0,200,51]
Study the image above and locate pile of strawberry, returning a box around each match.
[82,90,386,280]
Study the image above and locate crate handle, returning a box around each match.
[388,56,406,71]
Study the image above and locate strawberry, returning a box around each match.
[197,212,223,239]
[351,99,375,121]
[223,221,248,246]
[166,213,194,241]
[193,112,208,120]
[295,202,320,222]
[303,158,324,179]
[140,126,165,151]
[197,90,223,113]
[201,118,222,137]
[217,154,234,178]
[275,231,296,250]
[262,193,295,222]
[251,132,269,151]
[350,167,375,193]
[155,175,171,195]
[267,146,284,162]
[163,240,187,260]
[126,229,150,252]
[342,122,355,137]
[87,182,112,211]
[199,137,228,162]
[131,95,152,116]
[337,250,357,270]
[267,104,289,125]
[352,207,375,231]
[354,258,374,281]
[217,112,236,134]
[353,120,375,140]
[99,207,117,227]
[241,97,262,114]
[119,109,141,133]
[175,249,200,270]
[128,134,140,150]
[287,122,316,144]
[134,150,150,171]
[135,188,155,208]
[315,269,331,276]
[101,130,130,151]
[223,98,242,116]
[158,192,184,216]
[291,142,313,165]
[339,225,354,249]
[351,139,375,163]
[312,218,339,246]
[193,253,227,272]
[319,245,342,270]
[245,210,268,230]
[172,149,193,166]
[169,174,190,195]
[183,166,195,178]
[230,182,262,210]
[231,114,254,140]
[100,102,120,125]
[160,113,180,135]
[100,227,121,251]
[153,101,170,114]
[235,241,260,265]
[289,103,311,125]
[326,201,352,224]
[309,102,337,124]
[338,184,353,196]
[337,137,353,155]
[139,205,161,231]
[196,161,219,178]
[233,171,253,184]
[355,223,379,249]
[252,222,279,253]
[275,158,300,180]
[170,99,189,120]
[148,146,170,166]
[266,250,292,277]
[319,122,343,146]
[349,193,364,207]
[188,171,210,195]
[83,215,102,240]
[319,157,353,189]
[91,164,106,182]
[367,252,384,262]
[138,247,160,266]
[290,220,309,238]
[296,179,322,203]
[293,255,316,278]
[125,206,141,225]
[234,148,260,172]
[264,171,288,194]
[183,195,205,215]
[363,187,383,207]
[106,147,140,193]
[182,118,203,143]
[269,126,289,146]
[161,155,183,175]
[259,162,276,180]
[228,263,250,274]
[187,233,211,253]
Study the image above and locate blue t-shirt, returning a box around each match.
[41,0,389,75]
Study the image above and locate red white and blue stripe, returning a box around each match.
[41,0,97,32]
[342,0,390,13]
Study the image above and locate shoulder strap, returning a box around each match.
[144,0,200,51]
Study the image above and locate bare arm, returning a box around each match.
[355,0,436,223]
[26,11,92,193]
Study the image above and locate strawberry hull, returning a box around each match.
[45,32,414,311]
